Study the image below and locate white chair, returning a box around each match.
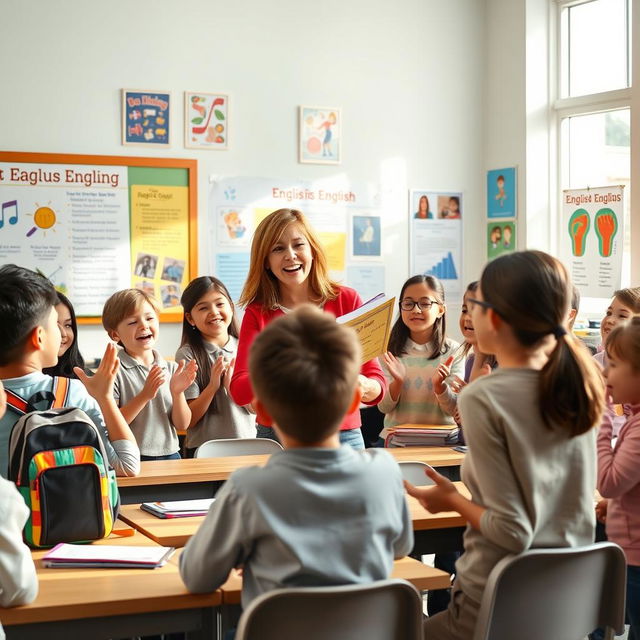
[473,542,627,640]
[398,461,436,486]
[194,437,283,458]
[235,579,423,640]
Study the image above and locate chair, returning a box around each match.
[473,542,626,640]
[235,579,423,640]
[398,461,436,486]
[194,437,283,458]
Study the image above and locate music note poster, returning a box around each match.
[560,185,625,298]
[184,92,229,150]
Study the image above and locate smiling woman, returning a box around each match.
[230,208,387,449]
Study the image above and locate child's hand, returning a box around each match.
[222,357,235,396]
[449,375,467,394]
[381,352,406,383]
[432,356,454,394]
[170,359,198,396]
[75,343,120,401]
[142,364,166,401]
[595,498,608,524]
[206,356,227,394]
[404,466,459,514]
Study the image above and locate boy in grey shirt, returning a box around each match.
[180,305,413,607]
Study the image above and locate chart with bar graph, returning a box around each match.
[424,252,458,279]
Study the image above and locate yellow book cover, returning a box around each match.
[336,294,396,363]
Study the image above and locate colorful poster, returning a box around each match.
[409,190,463,299]
[130,184,189,315]
[560,186,624,298]
[184,92,228,150]
[487,221,516,259]
[487,167,517,218]
[0,162,130,316]
[122,90,170,146]
[299,106,341,164]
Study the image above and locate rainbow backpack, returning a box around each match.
[6,376,120,548]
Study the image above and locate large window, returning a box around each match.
[556,0,632,312]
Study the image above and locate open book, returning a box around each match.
[42,543,175,569]
[141,498,215,519]
[336,293,396,363]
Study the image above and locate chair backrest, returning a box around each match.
[235,579,423,640]
[398,461,436,486]
[473,542,627,640]
[194,437,283,458]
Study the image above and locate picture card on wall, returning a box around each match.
[299,106,341,164]
[185,92,228,150]
[122,90,171,147]
[487,167,517,218]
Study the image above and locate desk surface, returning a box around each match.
[119,482,470,548]
[117,446,465,489]
[218,556,452,606]
[1,522,221,627]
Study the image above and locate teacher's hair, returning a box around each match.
[480,250,604,437]
[238,208,339,310]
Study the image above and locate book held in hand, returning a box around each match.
[141,498,216,519]
[42,543,175,569]
[336,293,395,363]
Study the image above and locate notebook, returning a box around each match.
[141,498,216,519]
[42,543,175,569]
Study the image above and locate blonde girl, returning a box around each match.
[176,277,255,457]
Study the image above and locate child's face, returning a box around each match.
[55,303,74,357]
[41,306,62,368]
[459,292,476,345]
[603,351,640,405]
[186,289,233,344]
[267,223,314,290]
[400,282,444,339]
[497,178,504,189]
[469,286,494,354]
[491,228,501,243]
[112,301,159,356]
[601,297,636,342]
[449,198,459,213]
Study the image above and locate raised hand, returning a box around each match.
[222,356,235,395]
[141,364,166,400]
[207,356,227,394]
[448,375,467,394]
[381,351,406,383]
[170,359,198,395]
[75,342,121,402]
[432,356,454,394]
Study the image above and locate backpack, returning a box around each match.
[5,376,120,548]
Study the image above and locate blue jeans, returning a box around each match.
[339,428,365,450]
[140,451,181,461]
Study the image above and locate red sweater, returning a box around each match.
[230,286,386,431]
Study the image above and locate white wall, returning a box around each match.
[0,0,486,360]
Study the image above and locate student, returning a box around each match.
[176,277,255,457]
[0,379,38,631]
[406,250,604,639]
[180,306,413,613]
[43,291,86,379]
[102,289,197,461]
[0,264,140,477]
[593,287,640,367]
[230,208,386,449]
[379,275,462,435]
[593,318,640,640]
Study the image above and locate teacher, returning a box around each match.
[230,208,386,449]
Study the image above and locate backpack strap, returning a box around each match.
[51,376,70,409]
[4,389,30,416]
[5,376,70,416]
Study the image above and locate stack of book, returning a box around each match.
[42,543,175,569]
[141,498,215,519]
[385,424,460,447]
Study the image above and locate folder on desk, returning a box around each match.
[141,497,216,519]
[42,543,175,569]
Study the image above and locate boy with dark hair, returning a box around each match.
[0,264,140,477]
[180,305,412,606]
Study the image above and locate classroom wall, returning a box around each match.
[0,0,486,360]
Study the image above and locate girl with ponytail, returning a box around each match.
[407,250,604,639]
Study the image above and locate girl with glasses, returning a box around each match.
[379,275,462,443]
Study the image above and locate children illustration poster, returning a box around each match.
[184,92,228,149]
[560,185,624,297]
[122,90,171,146]
[487,221,516,259]
[299,106,341,164]
[487,167,516,218]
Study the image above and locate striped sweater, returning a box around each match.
[597,403,640,565]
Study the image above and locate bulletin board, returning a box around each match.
[0,151,197,323]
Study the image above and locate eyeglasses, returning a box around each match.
[466,297,495,312]
[400,299,439,312]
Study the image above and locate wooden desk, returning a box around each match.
[117,446,465,503]
[2,523,220,640]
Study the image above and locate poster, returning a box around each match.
[0,162,130,316]
[184,92,228,150]
[487,167,517,218]
[122,90,171,146]
[486,221,516,259]
[299,106,341,164]
[409,189,463,299]
[560,186,624,298]
[210,177,382,301]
